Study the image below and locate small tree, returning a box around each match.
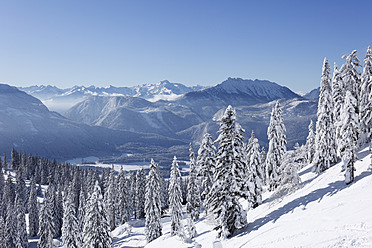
[197,133,215,208]
[145,159,162,243]
[82,181,112,248]
[305,120,316,164]
[168,156,184,237]
[135,169,146,219]
[28,176,39,237]
[61,186,79,248]
[186,143,201,221]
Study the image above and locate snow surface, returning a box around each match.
[112,145,372,248]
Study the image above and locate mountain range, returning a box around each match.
[2,78,319,163]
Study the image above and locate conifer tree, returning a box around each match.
[6,202,17,248]
[186,217,196,239]
[260,147,267,184]
[54,187,63,237]
[0,165,4,203]
[61,186,79,248]
[104,168,117,231]
[77,190,86,247]
[168,156,184,237]
[332,62,344,154]
[340,91,358,184]
[360,46,372,144]
[0,216,5,244]
[266,101,287,190]
[15,195,28,248]
[340,50,362,142]
[38,184,55,248]
[28,176,39,237]
[206,105,248,238]
[247,133,263,208]
[186,143,201,221]
[135,169,146,219]
[313,58,338,173]
[197,133,215,204]
[117,167,130,224]
[82,181,112,248]
[145,159,162,243]
[305,120,316,164]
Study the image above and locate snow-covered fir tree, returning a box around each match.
[83,181,112,248]
[332,62,344,154]
[313,58,338,173]
[38,183,56,248]
[168,156,184,237]
[15,195,28,248]
[186,143,201,221]
[360,46,372,144]
[260,147,267,184]
[0,216,5,244]
[197,133,215,204]
[206,105,248,239]
[305,120,316,164]
[145,159,162,243]
[135,169,146,219]
[186,216,196,239]
[6,202,17,248]
[61,186,79,248]
[104,167,117,231]
[340,91,359,184]
[266,101,287,190]
[340,50,362,142]
[117,167,131,224]
[77,189,86,247]
[28,176,39,237]
[276,151,300,193]
[54,187,63,238]
[247,132,263,208]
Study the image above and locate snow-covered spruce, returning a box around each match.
[145,159,162,243]
[340,50,362,144]
[168,156,184,237]
[16,195,28,248]
[104,167,117,231]
[332,62,344,154]
[62,186,79,248]
[340,91,359,184]
[82,181,112,248]
[313,58,337,174]
[206,105,248,239]
[247,131,263,208]
[360,46,372,144]
[186,143,201,221]
[266,101,287,191]
[305,120,315,164]
[197,133,215,207]
[38,183,56,248]
[28,176,39,237]
[118,167,131,224]
[135,168,146,219]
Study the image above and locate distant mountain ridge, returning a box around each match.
[0,84,185,160]
[20,80,204,113]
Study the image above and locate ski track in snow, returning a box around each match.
[112,145,372,248]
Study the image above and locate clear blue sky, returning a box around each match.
[0,0,371,92]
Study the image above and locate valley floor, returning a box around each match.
[113,145,372,248]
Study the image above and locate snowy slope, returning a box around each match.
[113,145,372,248]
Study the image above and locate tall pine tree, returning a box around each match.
[168,156,184,237]
[145,159,162,243]
[313,58,337,173]
[83,181,112,248]
[266,101,287,190]
[186,143,201,221]
[360,46,372,144]
[61,186,79,248]
[206,105,248,238]
[305,120,316,164]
